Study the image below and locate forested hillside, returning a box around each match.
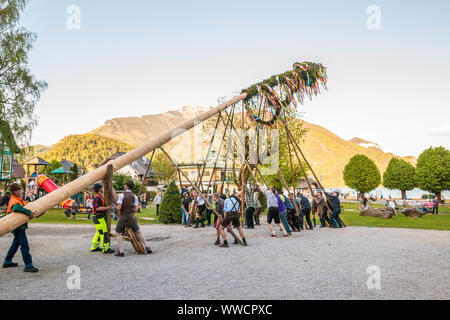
[40,134,134,171]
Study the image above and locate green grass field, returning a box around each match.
[339,202,450,231]
[23,203,450,231]
[28,207,161,225]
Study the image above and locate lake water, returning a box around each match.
[324,187,450,200]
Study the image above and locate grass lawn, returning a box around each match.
[339,202,450,231]
[29,207,162,225]
[25,203,450,231]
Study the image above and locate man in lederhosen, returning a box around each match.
[114,180,152,257]
[218,193,247,247]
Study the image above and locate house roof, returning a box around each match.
[99,152,163,177]
[60,158,74,171]
[12,160,25,178]
[298,178,319,189]
[50,167,74,174]
[24,156,50,166]
[0,120,20,154]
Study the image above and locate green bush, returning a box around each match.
[257,191,267,211]
[158,180,182,224]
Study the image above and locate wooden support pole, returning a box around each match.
[205,114,231,195]
[198,113,222,191]
[137,149,155,200]
[277,168,301,215]
[277,168,308,230]
[160,147,243,245]
[0,93,247,237]
[285,125,346,227]
[102,164,115,235]
[220,109,269,189]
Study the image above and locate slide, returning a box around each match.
[38,175,74,209]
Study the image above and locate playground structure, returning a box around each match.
[37,175,74,209]
[0,61,345,240]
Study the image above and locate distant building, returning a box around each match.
[23,156,50,176]
[60,158,87,176]
[99,152,163,185]
[176,162,239,195]
[12,160,25,179]
[0,119,20,181]
[298,177,320,194]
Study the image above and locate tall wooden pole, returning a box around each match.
[160,147,243,245]
[285,125,345,227]
[102,164,114,235]
[0,93,247,237]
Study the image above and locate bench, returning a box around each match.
[65,206,93,220]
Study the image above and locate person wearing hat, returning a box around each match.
[2,183,39,273]
[91,183,114,254]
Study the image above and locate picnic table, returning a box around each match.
[65,204,93,220]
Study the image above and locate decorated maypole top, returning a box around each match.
[241,61,327,128]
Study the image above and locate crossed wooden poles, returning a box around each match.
[0,92,343,238]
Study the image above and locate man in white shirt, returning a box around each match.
[154,191,163,216]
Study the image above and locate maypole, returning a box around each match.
[0,60,332,237]
[0,94,247,237]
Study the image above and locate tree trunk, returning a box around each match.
[436,191,441,203]
[401,190,406,200]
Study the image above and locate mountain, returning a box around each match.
[89,105,212,146]
[300,122,416,187]
[39,134,134,171]
[34,106,416,187]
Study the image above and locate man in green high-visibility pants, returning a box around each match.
[91,183,114,254]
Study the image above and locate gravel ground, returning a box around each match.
[0,222,449,300]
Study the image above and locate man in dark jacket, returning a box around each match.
[2,183,38,272]
[327,191,343,228]
[298,192,313,230]
[313,191,330,227]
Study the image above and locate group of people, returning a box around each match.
[89,180,152,257]
[179,184,344,248]
[1,179,153,273]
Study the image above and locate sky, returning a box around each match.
[20,0,450,157]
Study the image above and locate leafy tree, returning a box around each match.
[70,163,78,181]
[151,150,176,182]
[113,172,132,191]
[263,119,308,191]
[383,158,416,199]
[343,154,381,195]
[132,181,146,195]
[0,0,47,147]
[415,146,450,202]
[158,180,182,224]
[257,191,267,212]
